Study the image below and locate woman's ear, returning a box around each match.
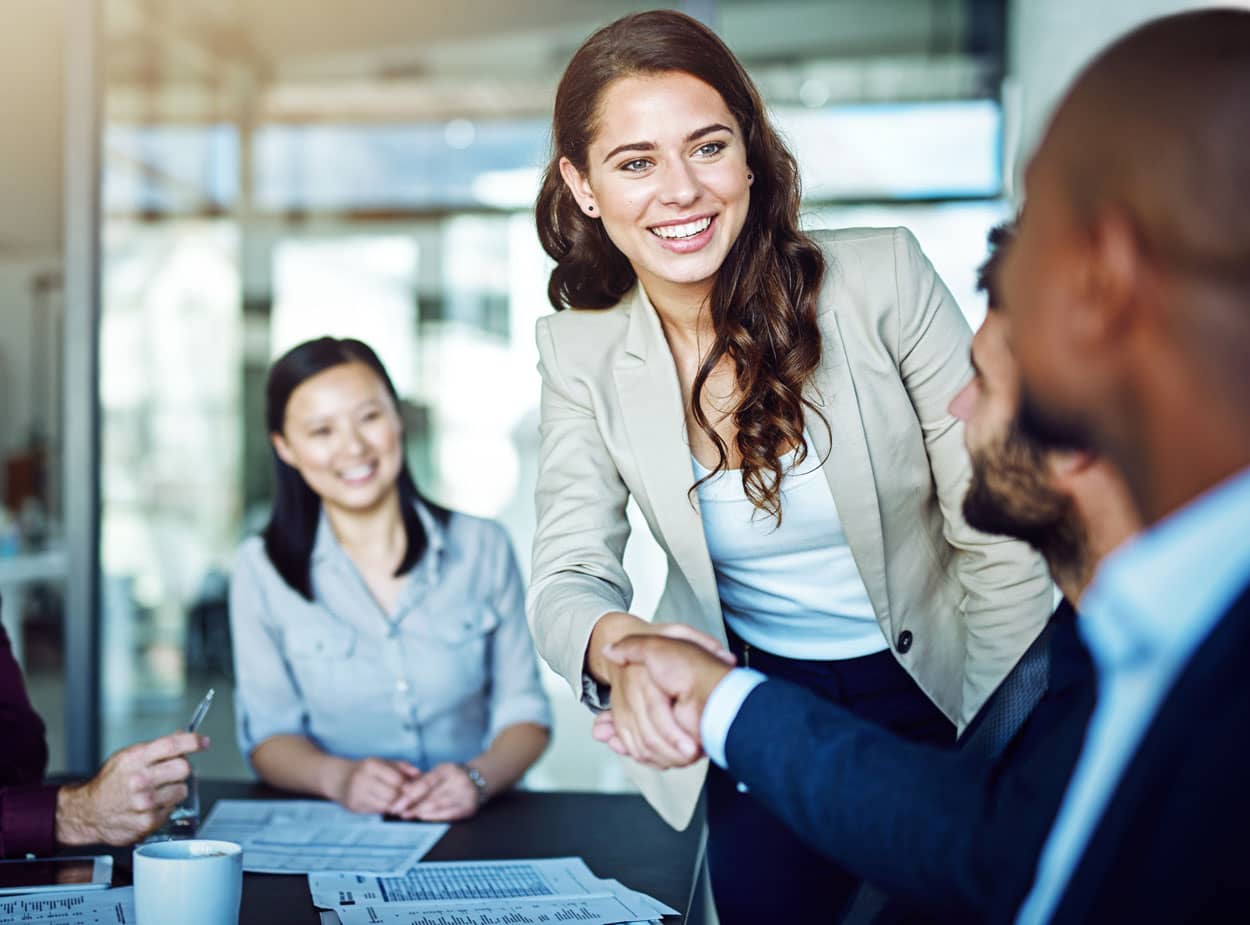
[558,156,598,217]
[271,432,296,468]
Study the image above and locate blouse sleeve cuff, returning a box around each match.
[487,693,554,741]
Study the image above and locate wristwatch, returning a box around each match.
[460,763,488,805]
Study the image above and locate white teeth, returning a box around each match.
[340,464,374,480]
[650,216,712,240]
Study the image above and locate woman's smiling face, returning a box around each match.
[560,71,752,308]
[271,361,404,516]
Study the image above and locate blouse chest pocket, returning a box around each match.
[400,605,500,715]
[283,621,358,704]
[426,604,500,646]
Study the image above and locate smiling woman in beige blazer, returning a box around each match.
[527,11,1052,923]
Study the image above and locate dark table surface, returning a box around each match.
[104,780,704,924]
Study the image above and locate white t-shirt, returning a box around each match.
[692,434,887,660]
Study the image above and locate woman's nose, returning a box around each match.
[656,159,701,208]
[341,427,366,455]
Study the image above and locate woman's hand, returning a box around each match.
[332,757,422,814]
[389,762,482,822]
[589,615,734,770]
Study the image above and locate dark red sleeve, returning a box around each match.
[0,784,59,857]
[0,614,57,856]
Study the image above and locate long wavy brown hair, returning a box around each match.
[535,10,828,522]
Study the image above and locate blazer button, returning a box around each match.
[896,630,913,654]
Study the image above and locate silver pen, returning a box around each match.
[186,688,215,734]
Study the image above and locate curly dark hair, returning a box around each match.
[535,10,827,522]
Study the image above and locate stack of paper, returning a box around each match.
[0,886,135,925]
[197,800,448,874]
[310,857,677,924]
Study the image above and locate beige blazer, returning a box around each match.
[527,227,1053,830]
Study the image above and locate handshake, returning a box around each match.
[591,622,739,770]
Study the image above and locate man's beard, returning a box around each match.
[1017,385,1095,455]
[962,417,1087,577]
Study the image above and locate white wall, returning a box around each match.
[0,0,65,497]
[0,0,63,255]
[1006,0,1248,191]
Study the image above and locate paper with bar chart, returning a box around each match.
[310,857,675,925]
[0,886,135,925]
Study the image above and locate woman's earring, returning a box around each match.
[747,172,754,183]
[586,203,596,214]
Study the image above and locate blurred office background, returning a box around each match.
[0,0,1230,787]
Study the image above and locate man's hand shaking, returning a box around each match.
[592,635,737,768]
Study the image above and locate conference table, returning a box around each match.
[104,780,708,924]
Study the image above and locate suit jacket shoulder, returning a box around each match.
[536,300,632,380]
[540,225,928,365]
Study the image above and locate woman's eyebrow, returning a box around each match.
[601,123,734,164]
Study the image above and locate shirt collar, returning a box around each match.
[1079,464,1250,671]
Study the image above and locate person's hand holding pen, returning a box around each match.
[54,689,213,846]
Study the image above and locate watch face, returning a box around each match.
[462,764,487,799]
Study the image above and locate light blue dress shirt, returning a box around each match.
[230,502,552,771]
[1016,464,1250,923]
[701,667,767,769]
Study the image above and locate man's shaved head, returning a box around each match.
[1049,8,1250,289]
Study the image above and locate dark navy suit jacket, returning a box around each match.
[1043,583,1250,923]
[724,602,1095,923]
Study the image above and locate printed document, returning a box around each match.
[310,857,676,924]
[0,886,135,924]
[198,800,447,874]
[333,894,660,924]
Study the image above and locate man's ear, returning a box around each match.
[1084,205,1147,345]
[558,157,598,217]
[1046,447,1096,489]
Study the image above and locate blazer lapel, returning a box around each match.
[806,308,892,632]
[612,286,722,630]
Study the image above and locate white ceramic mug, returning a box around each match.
[133,839,242,925]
